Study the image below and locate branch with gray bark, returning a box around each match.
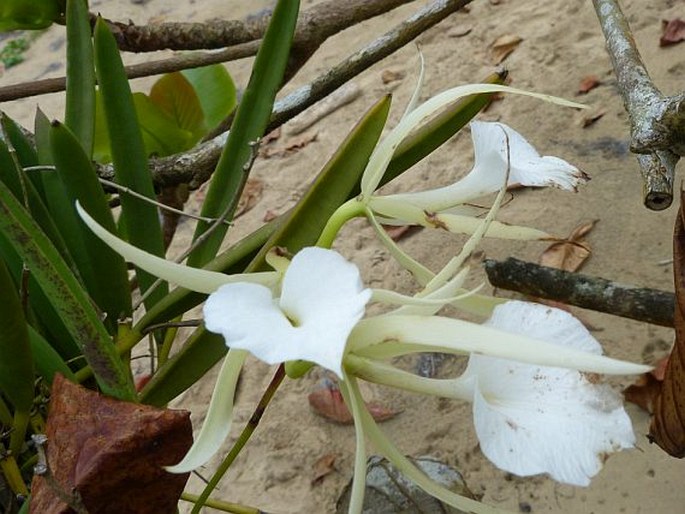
[484,257,674,327]
[593,0,685,211]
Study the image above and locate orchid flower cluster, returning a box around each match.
[77,82,650,514]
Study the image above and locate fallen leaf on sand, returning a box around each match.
[579,107,606,127]
[578,75,601,94]
[311,454,337,485]
[263,209,280,222]
[624,356,669,413]
[448,24,473,38]
[489,34,522,64]
[308,380,399,424]
[263,132,318,158]
[235,178,264,218]
[381,69,405,84]
[540,219,597,272]
[262,126,282,145]
[382,224,423,242]
[660,18,685,46]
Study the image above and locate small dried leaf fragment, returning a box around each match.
[381,69,405,84]
[578,75,601,94]
[234,178,264,218]
[263,132,318,158]
[448,24,473,38]
[489,34,522,64]
[623,358,669,414]
[660,18,685,46]
[30,375,193,514]
[650,193,685,456]
[540,220,598,272]
[579,107,606,127]
[308,380,398,424]
[311,454,337,485]
[382,224,423,242]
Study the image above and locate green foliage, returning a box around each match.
[0,0,62,32]
[0,37,30,68]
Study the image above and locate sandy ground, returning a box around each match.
[2,0,685,512]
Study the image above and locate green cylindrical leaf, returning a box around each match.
[65,0,95,156]
[0,258,34,413]
[0,178,135,400]
[187,0,300,267]
[93,17,167,308]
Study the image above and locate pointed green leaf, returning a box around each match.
[28,325,76,384]
[65,0,95,156]
[50,121,132,322]
[182,65,237,133]
[0,178,135,400]
[93,17,167,308]
[0,258,34,413]
[187,0,300,267]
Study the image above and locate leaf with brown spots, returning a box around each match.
[29,375,193,514]
[489,34,522,65]
[660,18,685,47]
[539,220,598,272]
[650,192,685,456]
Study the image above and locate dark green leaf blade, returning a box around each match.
[187,0,300,267]
[93,17,167,308]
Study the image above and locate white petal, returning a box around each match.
[467,300,636,486]
[279,247,372,376]
[469,356,634,486]
[380,121,587,211]
[204,248,371,377]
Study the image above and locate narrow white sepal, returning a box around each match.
[165,349,247,473]
[76,202,277,294]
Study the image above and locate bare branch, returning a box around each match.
[593,0,685,210]
[98,0,475,191]
[484,257,675,327]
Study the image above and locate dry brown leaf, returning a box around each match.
[650,192,685,456]
[579,107,606,127]
[660,18,685,46]
[448,24,473,38]
[234,178,264,218]
[308,381,399,425]
[30,375,192,514]
[489,34,522,64]
[381,69,405,84]
[263,132,318,158]
[539,220,598,272]
[263,209,280,222]
[578,75,601,94]
[261,126,282,145]
[311,454,337,485]
[382,224,423,242]
[624,356,669,414]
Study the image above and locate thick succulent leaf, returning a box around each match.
[0,178,135,400]
[187,0,300,267]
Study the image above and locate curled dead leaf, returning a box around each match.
[624,356,669,414]
[308,380,399,425]
[540,220,598,273]
[660,18,685,47]
[489,34,522,65]
[311,454,337,485]
[578,75,601,94]
[30,375,192,514]
[382,224,423,242]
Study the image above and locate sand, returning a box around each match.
[2,0,684,512]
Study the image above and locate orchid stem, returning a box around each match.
[180,492,262,514]
[190,364,286,514]
[316,199,365,248]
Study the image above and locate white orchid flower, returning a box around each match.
[460,301,635,486]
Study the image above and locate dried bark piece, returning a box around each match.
[660,18,685,47]
[489,34,522,64]
[30,375,192,514]
[650,193,685,456]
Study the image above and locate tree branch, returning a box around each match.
[484,257,674,327]
[593,0,685,211]
[98,0,475,191]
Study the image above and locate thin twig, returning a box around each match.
[593,0,685,210]
[484,257,675,327]
[142,319,202,335]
